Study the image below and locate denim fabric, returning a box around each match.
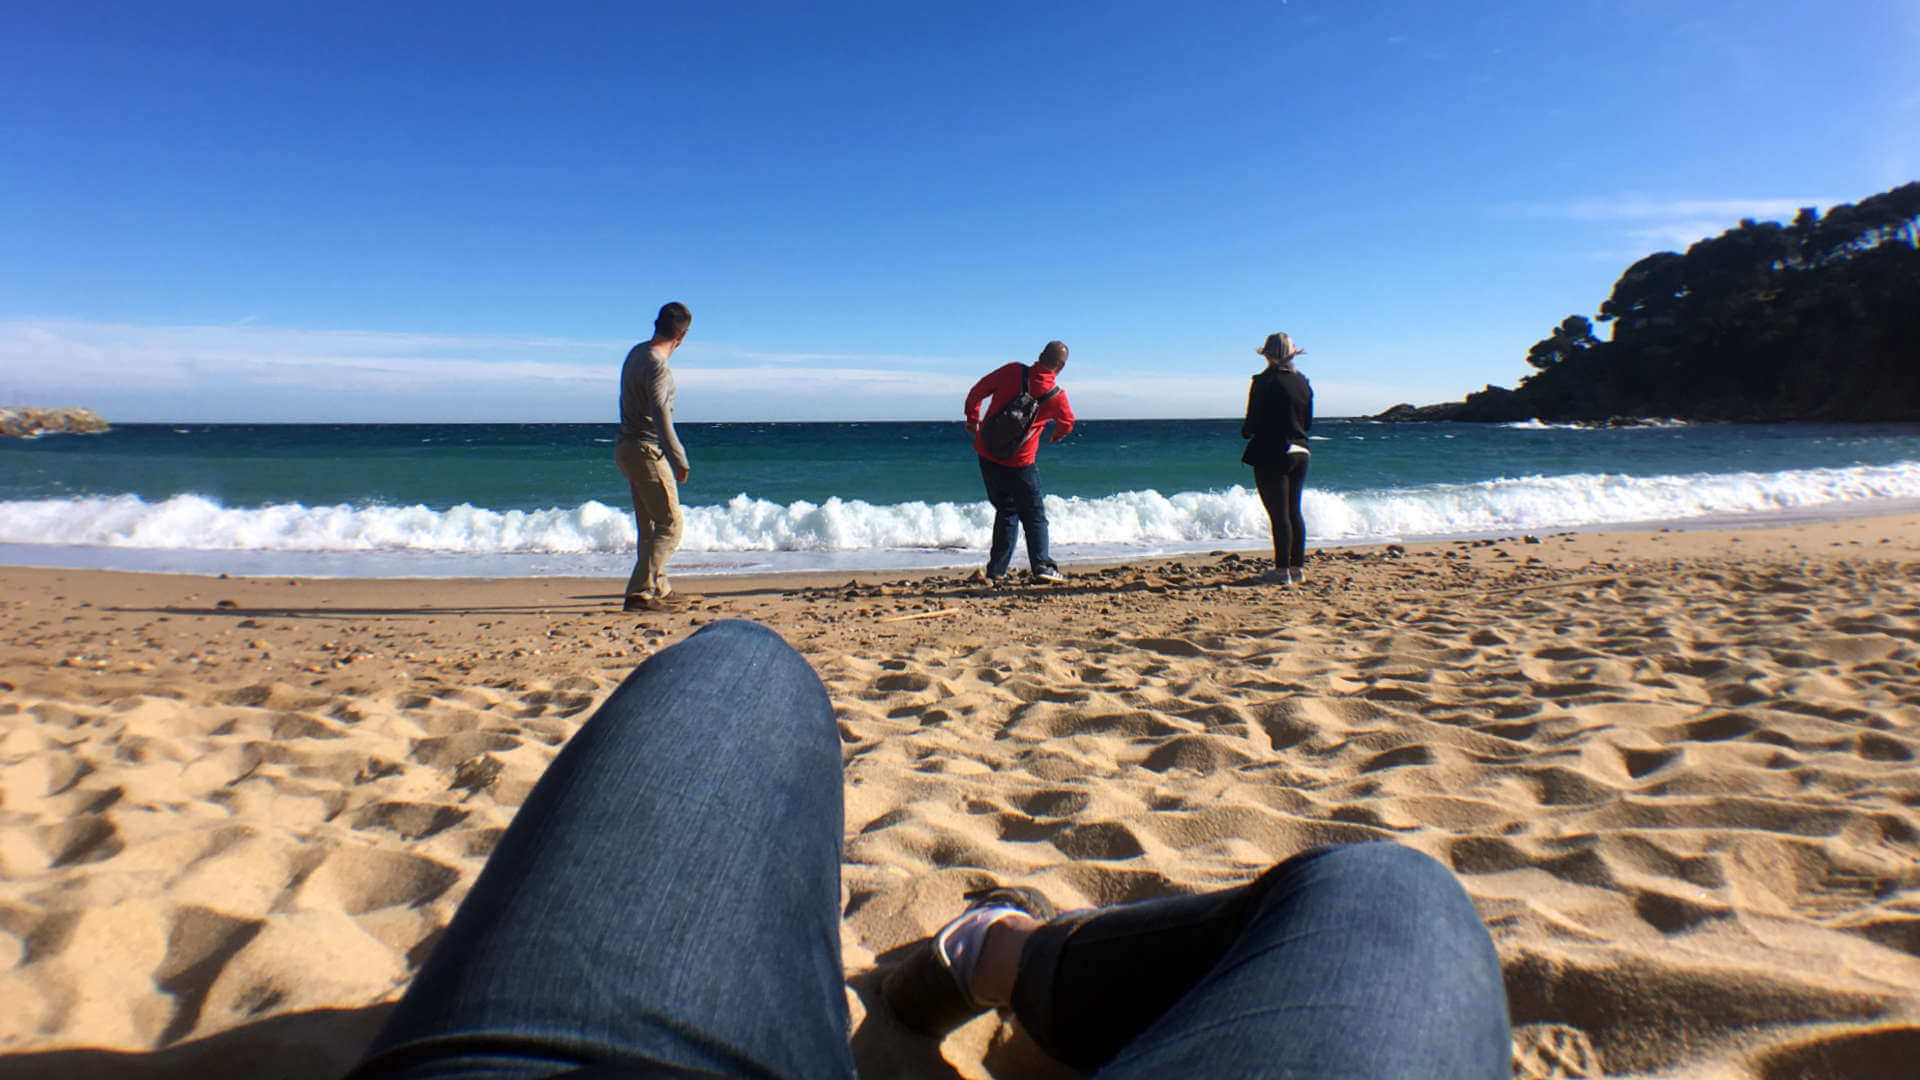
[1017,843,1510,1079]
[351,620,853,1080]
[979,456,1055,576]
[353,622,1509,1080]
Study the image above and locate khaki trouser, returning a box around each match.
[615,439,682,600]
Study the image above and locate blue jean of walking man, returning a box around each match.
[981,458,1058,578]
[350,620,1511,1079]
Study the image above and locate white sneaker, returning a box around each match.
[1287,567,1305,585]
[1034,566,1066,583]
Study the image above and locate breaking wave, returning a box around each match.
[2,461,1917,556]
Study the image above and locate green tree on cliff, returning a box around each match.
[1525,315,1600,371]
[1391,179,1920,422]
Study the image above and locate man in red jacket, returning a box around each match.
[964,340,1077,581]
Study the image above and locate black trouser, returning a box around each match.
[1253,453,1309,570]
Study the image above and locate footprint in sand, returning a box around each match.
[351,800,471,841]
[39,814,123,867]
[1014,788,1091,818]
[1618,745,1683,779]
[1359,744,1435,773]
[1051,820,1147,861]
[1511,1023,1602,1078]
[1131,636,1212,658]
[1855,731,1915,762]
[1669,712,1762,743]
[295,846,461,915]
[408,731,522,770]
[269,712,348,740]
[154,906,265,1045]
[1143,735,1258,774]
[869,672,931,696]
[1633,888,1733,934]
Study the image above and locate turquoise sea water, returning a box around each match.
[4,420,1920,577]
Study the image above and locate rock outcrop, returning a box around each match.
[0,407,110,438]
[1370,385,1527,423]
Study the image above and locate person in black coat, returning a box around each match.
[1241,332,1313,584]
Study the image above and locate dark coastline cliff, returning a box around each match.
[1374,181,1920,424]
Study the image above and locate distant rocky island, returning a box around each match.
[1374,180,1920,424]
[0,406,109,438]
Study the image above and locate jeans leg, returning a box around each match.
[1286,454,1309,569]
[980,458,1019,577]
[351,621,854,1080]
[1014,844,1509,1079]
[1013,465,1054,572]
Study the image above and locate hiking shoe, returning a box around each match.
[624,593,686,613]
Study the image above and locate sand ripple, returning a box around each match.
[0,664,607,1065]
[4,529,1920,1077]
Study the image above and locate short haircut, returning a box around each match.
[1037,340,1068,368]
[655,302,693,340]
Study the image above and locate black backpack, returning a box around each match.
[980,365,1061,459]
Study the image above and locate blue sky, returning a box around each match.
[3,1,1915,422]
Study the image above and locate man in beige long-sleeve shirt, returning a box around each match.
[616,302,692,612]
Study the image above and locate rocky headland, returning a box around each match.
[1374,180,1920,424]
[0,406,109,438]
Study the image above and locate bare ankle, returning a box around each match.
[969,912,1040,1006]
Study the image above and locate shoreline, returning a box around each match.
[6,494,1920,583]
[3,514,1919,1077]
[4,511,1919,692]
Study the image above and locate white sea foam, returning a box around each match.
[2,461,1918,560]
[1501,418,1690,430]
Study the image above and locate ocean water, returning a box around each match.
[4,420,1920,577]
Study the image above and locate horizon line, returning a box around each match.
[70,415,1387,426]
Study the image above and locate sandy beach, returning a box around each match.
[3,515,1919,1078]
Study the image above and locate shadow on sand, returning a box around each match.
[0,1006,389,1080]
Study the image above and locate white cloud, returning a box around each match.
[1511,193,1837,257]
[0,318,1350,421]
[1534,196,1829,222]
[1622,220,1751,252]
[705,349,959,367]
